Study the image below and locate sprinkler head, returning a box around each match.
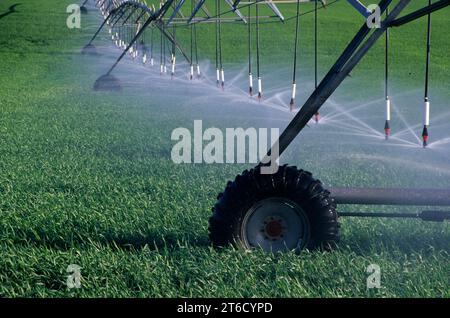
[314,113,321,123]
[93,74,122,91]
[422,126,429,148]
[384,120,391,140]
[190,66,194,80]
[289,98,295,112]
[81,43,98,55]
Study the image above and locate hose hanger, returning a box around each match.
[256,0,262,101]
[289,0,301,111]
[422,0,432,148]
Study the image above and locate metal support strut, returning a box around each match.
[262,0,450,164]
[332,187,450,222]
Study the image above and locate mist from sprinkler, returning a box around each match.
[83,3,449,161]
[82,36,450,188]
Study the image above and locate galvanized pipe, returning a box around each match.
[339,210,450,222]
[330,187,450,206]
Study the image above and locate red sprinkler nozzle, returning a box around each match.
[422,126,429,148]
[289,98,295,112]
[384,120,391,140]
[314,112,320,123]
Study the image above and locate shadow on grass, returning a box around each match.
[10,228,212,252]
[6,223,449,260]
[339,221,450,256]
[3,215,449,256]
[100,230,212,252]
[0,4,20,20]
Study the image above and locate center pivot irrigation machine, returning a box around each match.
[82,0,450,254]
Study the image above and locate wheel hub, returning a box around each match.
[242,197,311,253]
[262,216,286,240]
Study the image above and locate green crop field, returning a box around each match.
[0,0,449,297]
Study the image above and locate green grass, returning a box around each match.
[0,0,449,297]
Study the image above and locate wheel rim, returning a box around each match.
[241,197,311,253]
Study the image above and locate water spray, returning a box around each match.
[86,1,450,254]
[94,0,181,90]
[81,4,120,55]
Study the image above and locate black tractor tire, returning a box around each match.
[209,165,340,252]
